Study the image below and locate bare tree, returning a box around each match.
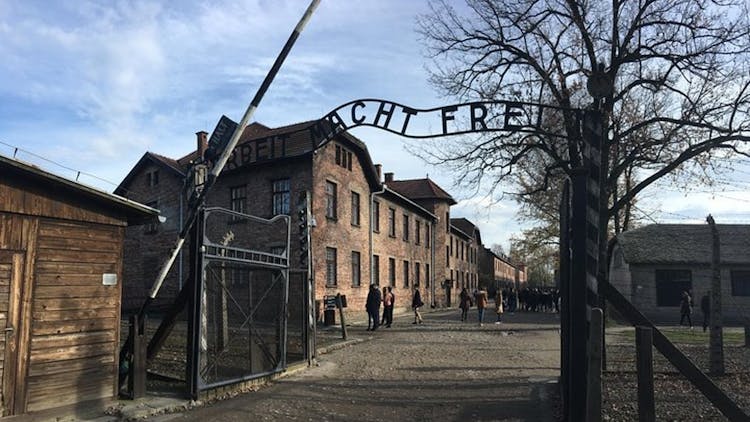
[418,0,750,283]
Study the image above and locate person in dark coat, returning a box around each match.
[459,287,472,322]
[701,292,710,332]
[366,284,382,331]
[383,287,394,328]
[412,287,424,324]
[679,290,693,329]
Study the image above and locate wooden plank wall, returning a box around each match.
[0,175,125,227]
[25,219,123,412]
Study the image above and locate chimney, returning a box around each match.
[375,164,382,182]
[196,131,208,160]
[384,172,394,183]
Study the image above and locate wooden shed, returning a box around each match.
[0,154,157,417]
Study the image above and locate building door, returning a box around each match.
[0,251,25,416]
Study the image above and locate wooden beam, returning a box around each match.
[636,326,655,422]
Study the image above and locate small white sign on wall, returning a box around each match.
[102,273,118,286]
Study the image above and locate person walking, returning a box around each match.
[475,286,488,326]
[701,291,710,332]
[366,284,382,331]
[679,290,693,329]
[459,287,472,322]
[494,289,504,324]
[383,287,394,328]
[412,287,424,324]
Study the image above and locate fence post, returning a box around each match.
[587,308,603,422]
[128,314,147,399]
[636,326,655,422]
[336,293,347,340]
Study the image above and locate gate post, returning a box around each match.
[559,180,571,419]
[128,314,147,399]
[569,168,589,422]
[185,208,205,400]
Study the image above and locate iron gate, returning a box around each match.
[188,207,292,393]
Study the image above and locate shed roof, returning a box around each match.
[616,224,750,265]
[1,154,159,224]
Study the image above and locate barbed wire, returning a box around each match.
[0,140,122,189]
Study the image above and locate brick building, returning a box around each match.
[117,120,517,319]
[479,247,528,293]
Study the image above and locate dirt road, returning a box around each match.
[154,307,561,422]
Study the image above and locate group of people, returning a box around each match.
[365,285,424,331]
[458,286,504,326]
[679,290,712,332]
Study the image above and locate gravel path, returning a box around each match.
[154,308,562,422]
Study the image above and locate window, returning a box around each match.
[446,246,450,265]
[416,220,421,245]
[230,186,247,215]
[388,208,396,237]
[351,251,361,287]
[403,214,410,241]
[325,181,337,219]
[351,191,360,226]
[426,264,430,288]
[426,224,430,249]
[272,179,290,215]
[334,144,353,171]
[731,270,750,296]
[144,201,159,234]
[373,255,380,286]
[147,170,159,187]
[403,260,410,288]
[655,269,692,306]
[388,258,396,286]
[326,247,337,286]
[415,262,421,287]
[373,200,380,232]
[446,211,450,232]
[450,237,454,256]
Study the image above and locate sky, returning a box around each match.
[1,0,749,251]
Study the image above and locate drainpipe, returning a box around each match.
[431,220,436,307]
[370,184,387,285]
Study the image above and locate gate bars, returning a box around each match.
[187,208,292,397]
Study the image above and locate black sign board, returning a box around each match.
[324,296,337,310]
[206,115,239,161]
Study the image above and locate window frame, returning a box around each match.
[272,178,291,216]
[326,247,338,287]
[373,200,380,233]
[325,181,338,220]
[731,270,750,296]
[403,260,410,288]
[388,207,396,237]
[351,251,361,287]
[402,214,410,241]
[351,191,361,226]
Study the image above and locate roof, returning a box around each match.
[1,154,159,224]
[615,224,750,265]
[451,218,479,238]
[117,120,384,195]
[387,177,457,205]
[380,187,436,220]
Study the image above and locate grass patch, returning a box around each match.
[615,327,746,345]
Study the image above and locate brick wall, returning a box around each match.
[121,162,188,312]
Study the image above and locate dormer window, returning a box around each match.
[147,170,159,187]
[334,144,353,171]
